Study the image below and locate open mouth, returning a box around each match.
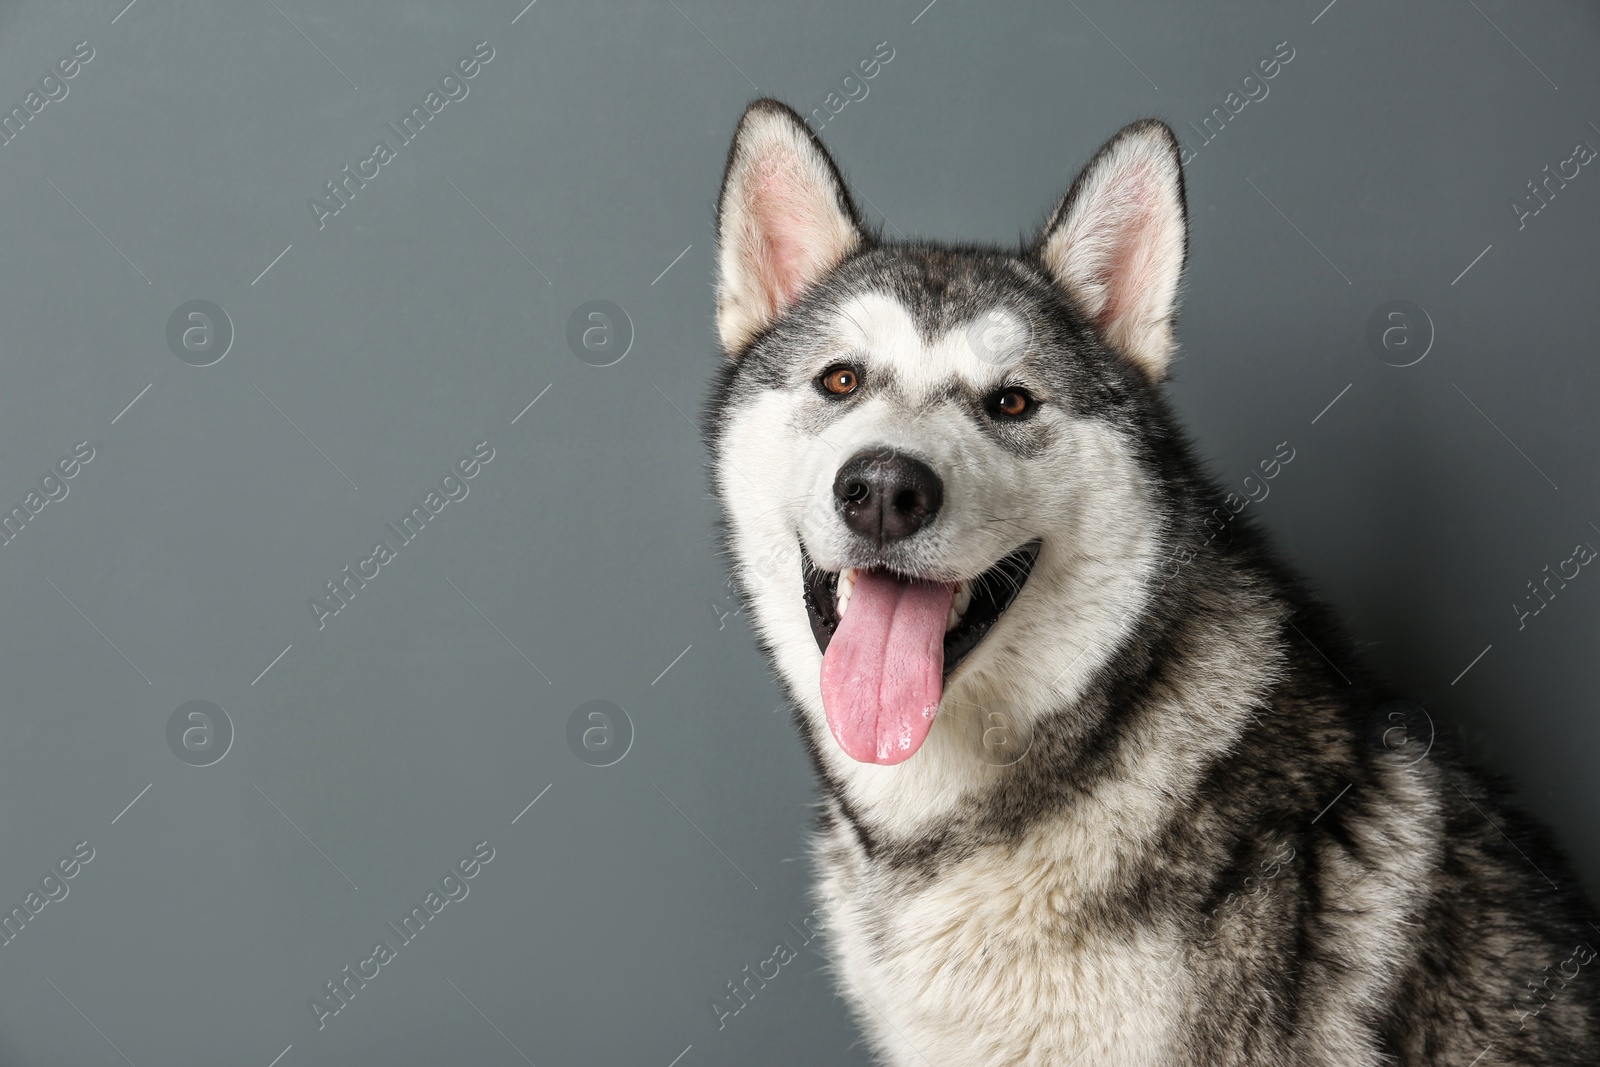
[801,540,1042,765]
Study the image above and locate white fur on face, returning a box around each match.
[717,291,1164,839]
[797,293,1041,582]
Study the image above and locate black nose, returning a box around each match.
[833,449,944,543]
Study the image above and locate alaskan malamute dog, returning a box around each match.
[704,99,1599,1065]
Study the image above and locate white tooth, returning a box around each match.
[836,568,856,620]
[946,581,970,633]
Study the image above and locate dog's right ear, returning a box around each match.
[715,99,864,358]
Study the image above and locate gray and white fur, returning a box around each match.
[703,99,1600,1066]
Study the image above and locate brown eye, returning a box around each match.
[820,365,860,396]
[992,388,1032,417]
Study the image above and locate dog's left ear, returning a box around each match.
[1035,120,1188,381]
[715,99,864,357]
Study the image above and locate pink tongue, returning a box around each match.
[820,570,955,765]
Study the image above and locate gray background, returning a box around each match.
[0,0,1593,1063]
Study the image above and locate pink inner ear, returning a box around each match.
[752,154,830,309]
[1092,164,1163,330]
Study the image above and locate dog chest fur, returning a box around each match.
[817,818,1190,1067]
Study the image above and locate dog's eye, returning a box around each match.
[819,365,861,396]
[989,388,1033,418]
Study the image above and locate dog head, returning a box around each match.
[707,100,1189,780]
